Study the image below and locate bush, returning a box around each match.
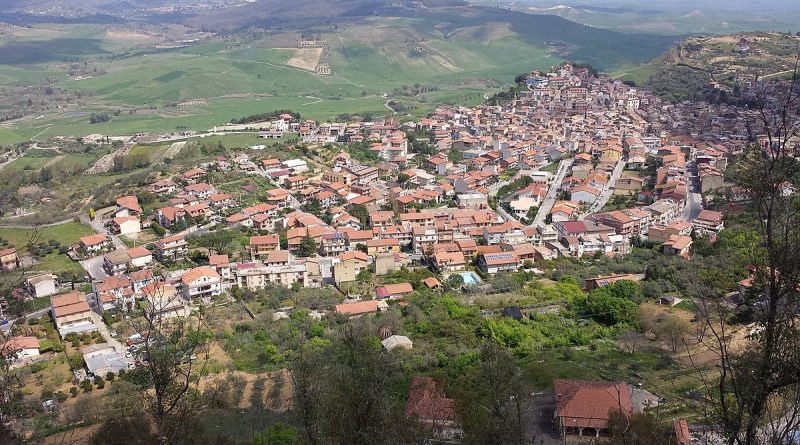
[68,353,84,369]
[106,372,115,382]
[69,387,77,397]
[81,380,93,393]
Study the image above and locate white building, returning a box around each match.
[180,267,222,301]
[282,159,308,174]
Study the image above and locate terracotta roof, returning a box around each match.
[80,234,109,246]
[53,301,91,318]
[127,246,151,259]
[423,277,442,288]
[3,336,40,352]
[209,254,229,267]
[674,418,691,445]
[250,235,279,246]
[338,251,369,262]
[334,300,380,315]
[50,291,82,308]
[266,250,291,264]
[376,282,413,297]
[405,377,457,422]
[181,267,220,286]
[554,379,632,430]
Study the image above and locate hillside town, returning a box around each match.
[0,62,784,443]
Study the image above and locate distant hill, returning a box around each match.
[614,32,800,101]
[494,0,800,35]
[181,3,676,71]
[619,31,800,102]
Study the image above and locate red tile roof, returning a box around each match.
[405,377,457,422]
[554,379,632,430]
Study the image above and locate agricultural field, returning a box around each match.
[0,11,674,146]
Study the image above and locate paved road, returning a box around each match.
[681,160,703,221]
[584,157,627,215]
[530,158,574,228]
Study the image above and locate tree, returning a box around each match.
[447,273,464,289]
[693,67,800,445]
[252,423,299,445]
[617,330,647,354]
[194,229,236,255]
[656,314,689,353]
[349,204,369,228]
[455,342,528,445]
[608,411,668,445]
[124,285,211,444]
[298,235,317,258]
[575,288,638,326]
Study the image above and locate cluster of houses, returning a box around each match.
[28,63,745,326]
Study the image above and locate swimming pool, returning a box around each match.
[459,271,481,286]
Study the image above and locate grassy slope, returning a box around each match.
[1,221,95,277]
[0,11,675,144]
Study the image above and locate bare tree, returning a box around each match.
[617,330,647,354]
[693,63,800,445]
[124,282,211,445]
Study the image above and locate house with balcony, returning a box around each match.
[78,234,113,257]
[320,232,347,257]
[692,210,724,235]
[180,267,222,301]
[477,252,520,275]
[234,262,309,289]
[50,291,97,337]
[154,235,189,264]
[248,235,280,259]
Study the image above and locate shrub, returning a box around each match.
[81,379,93,392]
[69,387,77,397]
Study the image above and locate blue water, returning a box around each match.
[460,271,480,286]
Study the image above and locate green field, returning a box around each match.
[5,155,55,172]
[1,221,96,277]
[0,14,674,145]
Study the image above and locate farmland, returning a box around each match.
[0,10,675,146]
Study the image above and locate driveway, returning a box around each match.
[88,311,133,365]
[80,255,108,281]
[81,214,125,249]
[526,392,561,445]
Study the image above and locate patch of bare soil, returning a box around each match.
[286,48,323,71]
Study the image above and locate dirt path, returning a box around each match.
[85,143,133,174]
[301,96,324,106]
[154,140,186,163]
[0,217,75,229]
[43,154,65,168]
